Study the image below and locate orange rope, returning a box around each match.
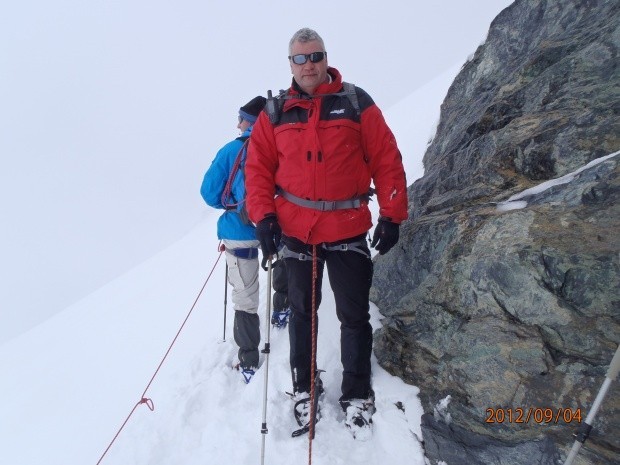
[308,244,318,464]
[96,249,224,464]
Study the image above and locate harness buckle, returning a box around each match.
[319,200,337,211]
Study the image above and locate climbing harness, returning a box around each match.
[278,239,370,262]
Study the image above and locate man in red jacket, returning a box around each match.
[245,27,408,439]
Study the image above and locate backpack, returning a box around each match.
[265,82,360,125]
[221,135,252,225]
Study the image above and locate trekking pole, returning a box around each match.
[260,257,273,465]
[219,243,228,342]
[223,262,228,342]
[563,344,620,465]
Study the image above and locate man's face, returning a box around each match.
[289,40,328,95]
[237,117,251,133]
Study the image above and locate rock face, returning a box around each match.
[370,1,620,464]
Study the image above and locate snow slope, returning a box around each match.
[0,215,426,465]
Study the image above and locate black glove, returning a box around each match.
[370,218,400,255]
[256,214,282,263]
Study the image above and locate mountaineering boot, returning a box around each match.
[291,374,324,437]
[241,367,255,384]
[233,361,256,384]
[271,308,291,328]
[340,390,376,441]
[293,392,317,428]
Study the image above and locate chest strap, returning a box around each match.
[276,187,373,211]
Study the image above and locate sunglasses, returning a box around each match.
[288,51,326,65]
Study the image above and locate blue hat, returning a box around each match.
[239,96,267,124]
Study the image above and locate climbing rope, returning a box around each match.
[95,247,224,464]
[308,244,319,464]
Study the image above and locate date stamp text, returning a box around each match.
[485,407,582,425]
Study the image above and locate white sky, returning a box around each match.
[0,0,513,344]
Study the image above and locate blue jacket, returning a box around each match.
[201,127,256,240]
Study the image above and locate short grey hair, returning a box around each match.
[288,28,326,55]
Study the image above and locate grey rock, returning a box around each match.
[371,1,620,464]
[411,0,620,220]
[420,413,560,465]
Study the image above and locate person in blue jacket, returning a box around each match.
[200,96,267,383]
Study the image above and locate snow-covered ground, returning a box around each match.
[0,216,428,465]
[0,67,460,465]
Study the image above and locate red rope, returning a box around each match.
[96,249,224,465]
[308,244,318,464]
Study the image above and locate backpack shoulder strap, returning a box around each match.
[342,82,360,117]
[264,82,360,124]
[221,137,250,208]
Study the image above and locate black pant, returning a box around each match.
[272,259,289,312]
[284,234,373,401]
[233,311,260,369]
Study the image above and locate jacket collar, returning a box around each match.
[315,67,342,94]
[285,67,344,110]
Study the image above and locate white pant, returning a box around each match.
[223,239,260,314]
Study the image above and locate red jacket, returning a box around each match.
[246,67,408,244]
